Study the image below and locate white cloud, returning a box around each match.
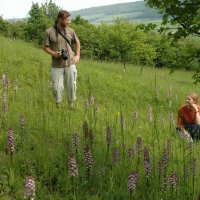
[0,0,139,19]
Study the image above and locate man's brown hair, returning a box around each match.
[56,10,71,22]
[54,10,71,36]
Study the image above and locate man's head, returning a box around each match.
[56,10,71,28]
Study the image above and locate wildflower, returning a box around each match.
[184,165,189,181]
[191,158,197,176]
[68,156,78,177]
[5,78,9,87]
[156,86,160,97]
[163,175,170,192]
[136,137,142,152]
[147,105,153,123]
[158,160,164,175]
[144,147,150,163]
[106,126,112,147]
[99,166,105,176]
[2,92,7,101]
[162,148,169,170]
[83,145,94,170]
[84,100,89,110]
[20,115,25,128]
[120,114,125,131]
[14,84,18,92]
[168,85,172,98]
[89,96,95,105]
[72,133,79,148]
[128,171,139,192]
[166,140,171,154]
[7,128,14,154]
[2,74,6,84]
[94,104,99,112]
[170,172,178,189]
[160,116,165,125]
[169,111,175,127]
[128,145,134,159]
[24,176,36,199]
[132,111,138,122]
[112,148,120,165]
[83,121,89,139]
[89,128,94,144]
[2,102,8,114]
[144,161,151,177]
[144,147,151,177]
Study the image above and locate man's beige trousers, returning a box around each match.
[51,64,77,103]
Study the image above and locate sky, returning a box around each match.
[0,0,139,19]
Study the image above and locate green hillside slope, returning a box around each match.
[71,1,162,24]
[0,36,199,199]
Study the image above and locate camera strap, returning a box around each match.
[57,29,72,47]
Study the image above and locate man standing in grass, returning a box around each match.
[43,10,80,109]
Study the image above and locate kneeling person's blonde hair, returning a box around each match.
[188,92,198,104]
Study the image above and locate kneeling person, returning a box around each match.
[177,93,200,142]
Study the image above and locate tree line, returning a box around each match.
[0,0,199,73]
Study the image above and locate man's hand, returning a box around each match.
[52,51,62,58]
[73,55,80,64]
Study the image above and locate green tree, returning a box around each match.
[108,19,136,73]
[72,22,97,60]
[41,0,61,20]
[0,16,8,34]
[25,2,51,44]
[72,15,89,25]
[108,19,156,73]
[95,24,111,62]
[6,21,26,40]
[145,0,200,39]
[145,0,200,83]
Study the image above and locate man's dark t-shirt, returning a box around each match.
[43,26,79,67]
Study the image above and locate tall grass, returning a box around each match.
[0,36,199,199]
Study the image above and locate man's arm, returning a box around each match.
[75,39,80,57]
[72,30,80,64]
[73,39,80,64]
[43,45,61,58]
[42,30,61,58]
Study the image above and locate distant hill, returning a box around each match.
[6,18,26,23]
[71,1,162,24]
[5,1,162,24]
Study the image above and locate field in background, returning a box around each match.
[0,36,200,199]
[71,1,162,24]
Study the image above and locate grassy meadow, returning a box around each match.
[0,36,200,200]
